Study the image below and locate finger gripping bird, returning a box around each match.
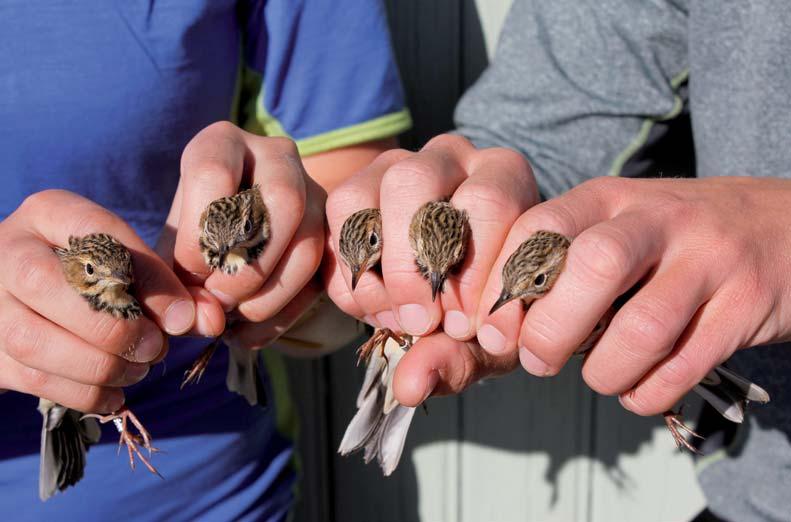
[182,185,270,407]
[409,200,470,301]
[490,230,771,453]
[41,233,160,501]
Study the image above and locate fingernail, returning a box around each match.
[132,324,164,363]
[444,310,470,339]
[398,304,431,335]
[421,370,439,403]
[209,288,237,312]
[363,314,380,328]
[164,299,195,335]
[124,363,150,384]
[477,324,507,354]
[519,346,550,377]
[375,311,401,332]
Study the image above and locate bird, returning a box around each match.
[339,208,382,291]
[409,199,470,301]
[41,233,160,501]
[182,185,270,407]
[338,328,417,476]
[489,230,771,453]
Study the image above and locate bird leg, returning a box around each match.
[181,337,221,388]
[356,328,406,366]
[82,406,162,478]
[663,408,704,454]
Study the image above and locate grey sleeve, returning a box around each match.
[455,0,690,198]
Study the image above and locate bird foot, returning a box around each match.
[663,408,704,455]
[356,328,406,366]
[181,338,220,388]
[82,406,163,478]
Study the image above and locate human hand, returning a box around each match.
[163,122,326,349]
[324,134,539,404]
[0,190,196,412]
[476,176,791,416]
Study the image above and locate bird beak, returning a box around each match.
[350,265,365,291]
[109,271,131,286]
[489,289,515,315]
[430,272,445,302]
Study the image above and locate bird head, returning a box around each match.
[409,200,470,302]
[339,208,383,290]
[489,230,571,314]
[56,234,135,295]
[200,185,267,269]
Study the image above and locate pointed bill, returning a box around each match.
[489,289,515,315]
[430,272,444,302]
[351,265,365,291]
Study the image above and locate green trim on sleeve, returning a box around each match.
[607,68,690,177]
[293,109,412,156]
[237,67,411,156]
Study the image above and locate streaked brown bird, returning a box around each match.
[339,208,382,290]
[338,329,417,476]
[41,233,160,501]
[409,199,470,301]
[490,230,771,452]
[182,185,270,407]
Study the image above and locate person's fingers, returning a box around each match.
[516,211,665,375]
[581,259,713,396]
[325,149,411,326]
[619,295,739,416]
[225,279,323,350]
[174,121,247,280]
[392,331,518,407]
[380,135,472,336]
[442,147,537,341]
[186,286,226,337]
[0,350,125,413]
[0,290,150,387]
[204,136,309,307]
[236,178,324,322]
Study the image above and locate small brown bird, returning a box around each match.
[339,208,382,290]
[338,329,417,476]
[182,185,270,406]
[41,233,160,501]
[199,184,270,275]
[409,199,470,301]
[490,230,771,452]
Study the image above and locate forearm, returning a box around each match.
[302,137,397,194]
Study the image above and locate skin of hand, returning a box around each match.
[474,176,791,417]
[161,121,394,351]
[324,134,540,403]
[0,190,197,412]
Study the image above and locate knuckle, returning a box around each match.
[580,176,628,195]
[326,185,373,220]
[656,351,696,391]
[424,133,472,151]
[20,366,49,393]
[454,181,517,217]
[203,120,238,137]
[86,355,123,386]
[382,159,440,192]
[521,308,565,362]
[571,229,632,284]
[19,189,70,214]
[14,252,56,299]
[613,302,676,359]
[375,148,412,165]
[265,136,299,156]
[182,157,237,186]
[2,320,42,364]
[268,180,306,219]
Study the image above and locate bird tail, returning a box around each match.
[693,365,770,424]
[38,399,101,501]
[225,345,268,407]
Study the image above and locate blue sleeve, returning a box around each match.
[239,0,411,156]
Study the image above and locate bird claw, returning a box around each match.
[356,328,406,366]
[181,338,220,388]
[82,406,163,478]
[663,409,704,455]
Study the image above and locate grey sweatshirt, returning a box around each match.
[456,1,791,521]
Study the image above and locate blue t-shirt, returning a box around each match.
[0,1,409,520]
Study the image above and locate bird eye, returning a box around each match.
[243,219,253,234]
[369,232,379,247]
[85,263,94,276]
[534,273,546,287]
